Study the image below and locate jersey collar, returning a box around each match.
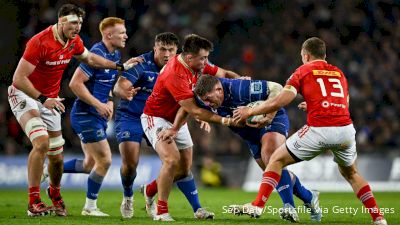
[52,24,70,48]
[178,54,196,76]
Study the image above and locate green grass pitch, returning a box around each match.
[0,188,398,224]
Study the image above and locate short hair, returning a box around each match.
[302,37,326,59]
[58,4,85,18]
[182,34,213,55]
[194,75,220,97]
[99,17,125,34]
[155,32,179,46]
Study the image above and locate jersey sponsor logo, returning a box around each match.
[45,59,71,66]
[250,81,263,94]
[312,70,341,77]
[322,100,346,109]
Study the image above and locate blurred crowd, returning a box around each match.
[0,0,399,156]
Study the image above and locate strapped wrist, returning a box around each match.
[37,94,48,104]
[221,117,231,126]
[116,62,124,71]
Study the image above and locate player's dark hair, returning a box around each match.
[302,37,326,59]
[182,34,213,55]
[155,32,180,47]
[194,75,220,97]
[58,4,85,18]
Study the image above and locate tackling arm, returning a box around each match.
[179,98,233,126]
[215,67,241,78]
[233,85,297,123]
[251,85,296,115]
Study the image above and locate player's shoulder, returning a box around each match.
[28,26,53,46]
[134,51,155,70]
[89,42,108,56]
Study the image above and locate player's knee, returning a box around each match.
[123,162,138,172]
[32,136,50,154]
[339,165,358,181]
[24,117,48,142]
[163,156,180,170]
[101,157,112,170]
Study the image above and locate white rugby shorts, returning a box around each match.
[8,85,61,132]
[140,113,193,150]
[286,124,357,167]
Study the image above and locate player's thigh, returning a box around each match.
[269,144,297,168]
[261,131,286,160]
[82,139,112,163]
[285,125,325,162]
[119,141,140,166]
[331,124,358,167]
[141,114,189,161]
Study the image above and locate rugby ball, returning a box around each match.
[245,101,273,125]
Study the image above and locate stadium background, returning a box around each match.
[0,0,399,189]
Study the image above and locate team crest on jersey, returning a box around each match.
[59,55,64,59]
[105,69,110,73]
[69,43,75,51]
[147,76,155,82]
[250,81,262,94]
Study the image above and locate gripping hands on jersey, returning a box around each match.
[42,98,65,115]
[116,56,144,71]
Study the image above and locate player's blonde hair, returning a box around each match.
[99,17,125,35]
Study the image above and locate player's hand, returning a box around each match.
[122,86,141,101]
[196,119,211,133]
[95,102,113,119]
[123,57,144,71]
[233,106,251,124]
[43,98,65,115]
[157,128,177,144]
[298,101,307,111]
[238,76,251,80]
[106,101,114,121]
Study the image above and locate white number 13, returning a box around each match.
[316,78,344,98]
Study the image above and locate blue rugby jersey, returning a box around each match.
[115,51,160,119]
[72,42,120,118]
[195,78,288,142]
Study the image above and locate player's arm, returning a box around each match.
[75,49,142,71]
[215,67,241,78]
[113,77,140,101]
[179,98,233,126]
[12,58,40,99]
[233,85,296,123]
[69,67,112,119]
